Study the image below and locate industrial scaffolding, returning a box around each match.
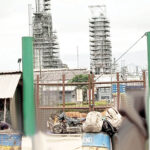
[33,0,66,69]
[89,6,112,75]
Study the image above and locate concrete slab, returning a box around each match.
[22,132,82,150]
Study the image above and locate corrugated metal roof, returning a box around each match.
[34,69,89,82]
[0,74,21,99]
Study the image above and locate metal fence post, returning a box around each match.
[62,74,65,112]
[117,72,120,110]
[88,74,91,111]
[143,70,146,89]
[92,73,95,111]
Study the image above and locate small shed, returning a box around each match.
[94,74,117,101]
[0,72,23,132]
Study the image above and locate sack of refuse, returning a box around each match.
[102,120,117,137]
[105,107,122,129]
[83,111,103,133]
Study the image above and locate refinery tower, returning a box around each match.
[89,5,112,75]
[33,0,66,69]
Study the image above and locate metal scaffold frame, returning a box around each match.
[89,5,112,75]
[33,0,66,70]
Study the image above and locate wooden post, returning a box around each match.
[92,73,95,111]
[3,99,6,122]
[117,72,120,110]
[62,74,65,112]
[88,74,91,111]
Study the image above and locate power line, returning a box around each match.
[95,33,146,81]
[115,33,145,63]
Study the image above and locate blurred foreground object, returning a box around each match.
[0,133,22,150]
[82,132,111,150]
[112,90,148,150]
[0,121,10,130]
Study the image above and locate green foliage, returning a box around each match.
[58,100,109,107]
[69,74,88,83]
[69,74,88,101]
[95,100,108,106]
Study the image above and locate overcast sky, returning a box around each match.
[0,0,149,72]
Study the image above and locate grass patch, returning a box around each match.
[95,100,109,106]
[58,100,110,107]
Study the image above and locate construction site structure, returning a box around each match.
[89,5,112,75]
[33,0,67,69]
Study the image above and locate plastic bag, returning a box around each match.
[102,120,117,137]
[105,107,122,129]
[83,111,103,133]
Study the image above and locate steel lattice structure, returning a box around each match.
[89,5,112,74]
[33,0,66,69]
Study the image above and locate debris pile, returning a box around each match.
[65,112,87,118]
[83,108,122,136]
[47,108,122,136]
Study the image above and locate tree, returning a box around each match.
[69,74,88,83]
[69,74,88,101]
